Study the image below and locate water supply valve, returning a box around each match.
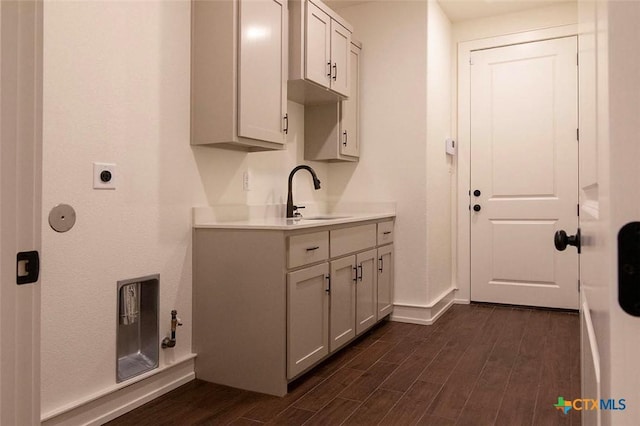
[161,309,182,349]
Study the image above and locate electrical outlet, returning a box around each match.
[93,162,116,189]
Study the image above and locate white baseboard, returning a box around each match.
[42,356,196,426]
[390,287,457,325]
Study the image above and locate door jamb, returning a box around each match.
[0,0,43,423]
[455,24,578,302]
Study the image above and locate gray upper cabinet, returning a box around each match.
[288,0,352,104]
[304,40,361,162]
[340,41,360,157]
[191,0,288,151]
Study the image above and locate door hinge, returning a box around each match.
[577,204,580,217]
[578,279,581,292]
[577,128,580,141]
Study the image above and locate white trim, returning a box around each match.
[390,287,456,325]
[0,1,43,423]
[41,355,196,425]
[580,292,601,426]
[455,24,579,302]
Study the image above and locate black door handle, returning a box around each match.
[618,222,640,316]
[473,204,481,212]
[554,229,581,253]
[473,189,481,197]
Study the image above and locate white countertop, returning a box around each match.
[193,212,396,230]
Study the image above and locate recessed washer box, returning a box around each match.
[116,274,159,383]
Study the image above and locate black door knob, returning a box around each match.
[473,190,481,197]
[554,229,581,253]
[473,204,481,212]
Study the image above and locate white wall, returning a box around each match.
[193,101,328,208]
[41,1,325,418]
[331,1,430,305]
[330,1,453,312]
[41,1,197,416]
[426,1,453,301]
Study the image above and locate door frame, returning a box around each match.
[455,24,578,302]
[0,0,42,423]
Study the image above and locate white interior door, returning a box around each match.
[0,1,42,424]
[580,1,640,424]
[470,36,579,309]
[577,1,602,423]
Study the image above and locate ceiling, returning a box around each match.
[324,0,574,23]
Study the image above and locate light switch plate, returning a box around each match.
[445,138,456,156]
[93,162,116,189]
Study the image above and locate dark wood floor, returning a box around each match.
[107,303,580,426]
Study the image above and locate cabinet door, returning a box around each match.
[356,249,377,335]
[340,42,360,158]
[329,256,356,352]
[238,0,287,145]
[287,263,330,379]
[305,1,331,89]
[377,245,394,319]
[329,20,350,97]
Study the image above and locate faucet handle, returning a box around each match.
[293,205,305,217]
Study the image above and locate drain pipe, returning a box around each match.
[162,310,182,349]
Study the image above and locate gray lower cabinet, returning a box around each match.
[287,263,330,379]
[377,244,394,319]
[355,249,377,335]
[193,218,394,397]
[329,256,356,352]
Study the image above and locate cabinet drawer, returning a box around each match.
[330,224,376,258]
[377,221,394,245]
[288,231,329,268]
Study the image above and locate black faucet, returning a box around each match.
[286,165,321,218]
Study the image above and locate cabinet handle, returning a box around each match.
[325,274,330,294]
[342,130,347,146]
[378,257,384,272]
[352,266,358,282]
[327,62,332,78]
[357,264,363,281]
[306,246,320,252]
[332,63,337,81]
[283,113,289,135]
[383,231,391,235]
